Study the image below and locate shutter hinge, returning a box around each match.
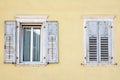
[84,26,87,28]
[111,57,113,59]
[110,26,113,28]
[81,63,85,65]
[16,57,18,59]
[4,45,6,49]
[47,62,49,64]
[12,62,15,64]
[114,63,118,65]
[44,57,46,59]
[84,57,86,59]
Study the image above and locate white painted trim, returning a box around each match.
[40,24,44,63]
[16,15,48,19]
[20,28,24,63]
[16,15,48,23]
[83,20,87,64]
[18,62,47,65]
[41,22,47,63]
[17,22,47,65]
[82,62,115,66]
[111,22,114,64]
[16,15,48,65]
[83,16,115,19]
[16,26,20,64]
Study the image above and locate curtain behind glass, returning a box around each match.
[33,28,40,61]
[23,28,31,61]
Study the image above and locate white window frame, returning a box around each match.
[16,15,48,65]
[21,25,42,64]
[83,16,114,65]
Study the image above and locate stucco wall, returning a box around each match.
[0,0,120,80]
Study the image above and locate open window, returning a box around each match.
[4,16,58,65]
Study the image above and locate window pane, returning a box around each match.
[23,28,31,61]
[33,28,40,61]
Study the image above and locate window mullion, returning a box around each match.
[98,21,101,63]
[30,27,33,62]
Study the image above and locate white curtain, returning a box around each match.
[23,28,31,61]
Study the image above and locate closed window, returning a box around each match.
[84,17,114,65]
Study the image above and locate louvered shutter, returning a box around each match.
[98,21,112,63]
[4,21,17,63]
[86,21,99,63]
[46,21,58,63]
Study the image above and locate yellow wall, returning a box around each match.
[0,0,120,80]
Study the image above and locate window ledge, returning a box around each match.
[16,62,48,66]
[81,63,117,66]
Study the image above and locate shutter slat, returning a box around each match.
[100,37,109,61]
[47,21,58,63]
[4,21,16,63]
[89,37,97,61]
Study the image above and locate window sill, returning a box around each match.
[16,62,48,66]
[81,63,117,66]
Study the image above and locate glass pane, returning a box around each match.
[33,28,40,61]
[23,28,31,61]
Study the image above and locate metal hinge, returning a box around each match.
[4,45,6,49]
[109,26,113,28]
[44,57,46,59]
[111,57,113,59]
[84,26,87,28]
[17,26,18,28]
[16,57,18,59]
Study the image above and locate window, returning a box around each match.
[4,16,58,65]
[84,16,114,65]
[21,25,41,63]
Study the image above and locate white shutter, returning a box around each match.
[98,21,113,63]
[46,21,58,63]
[86,21,99,63]
[4,21,17,63]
